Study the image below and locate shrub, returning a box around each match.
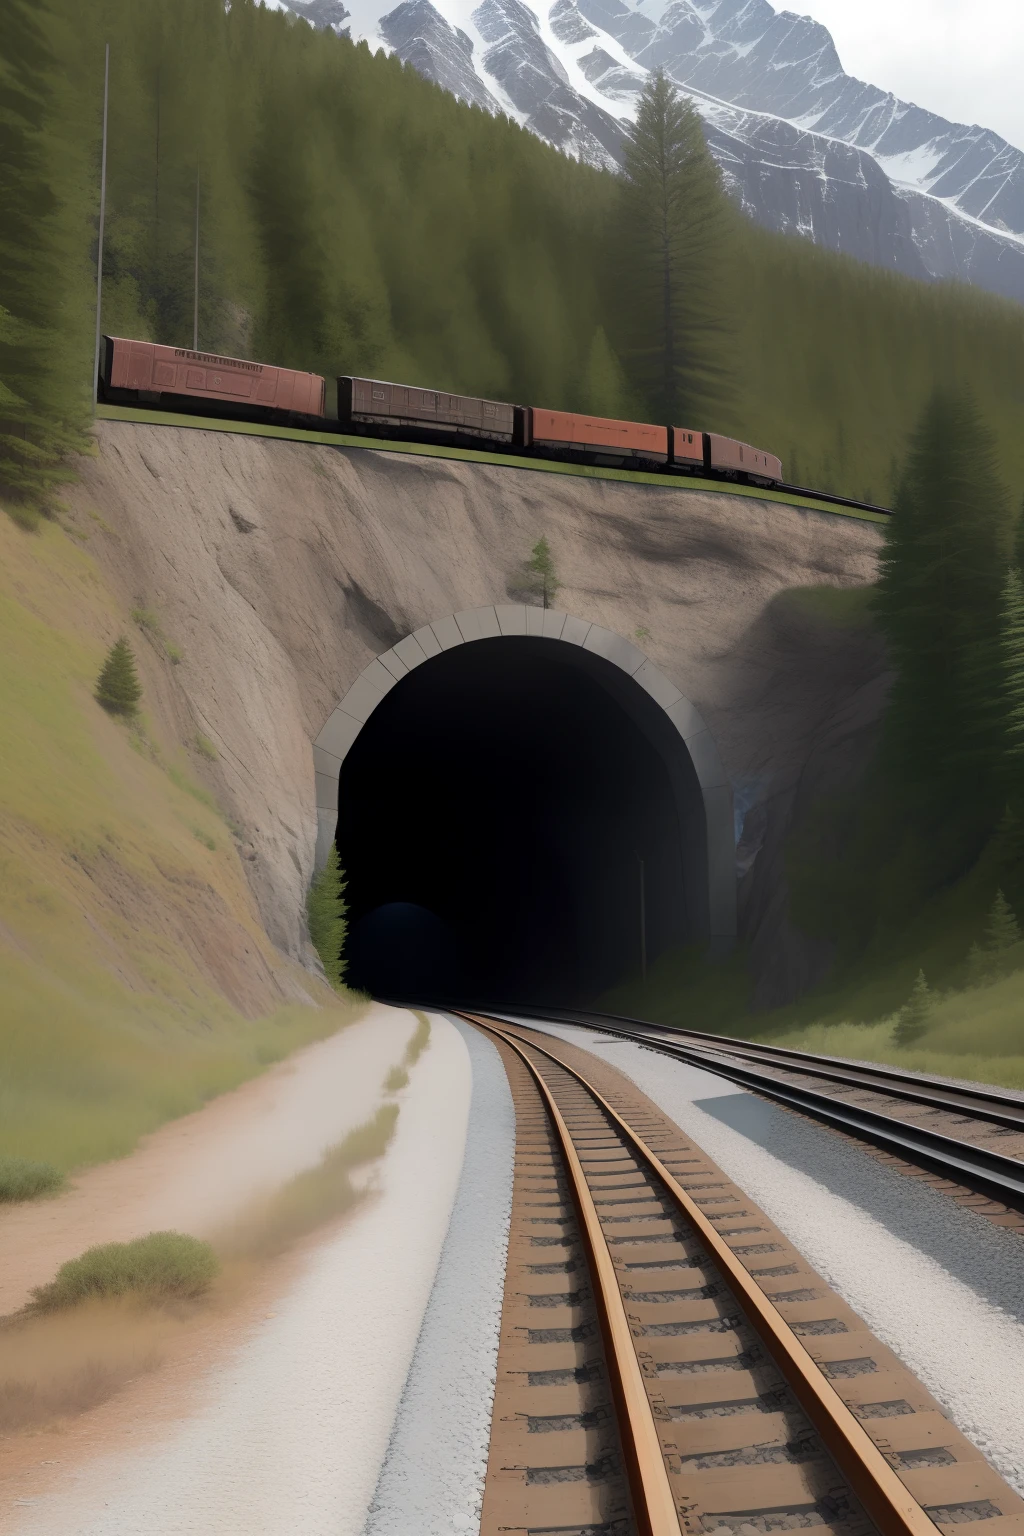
[29,1232,219,1311]
[0,1156,63,1203]
[193,732,218,761]
[307,847,348,988]
[95,636,142,717]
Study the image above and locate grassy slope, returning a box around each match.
[0,511,359,1173]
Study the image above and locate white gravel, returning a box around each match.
[363,1014,515,1536]
[11,1013,473,1536]
[522,1018,1024,1495]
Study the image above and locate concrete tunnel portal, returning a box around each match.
[313,608,736,1005]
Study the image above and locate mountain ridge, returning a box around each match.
[265,0,1024,303]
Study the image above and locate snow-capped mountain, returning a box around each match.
[267,0,1024,303]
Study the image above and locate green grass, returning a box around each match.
[0,514,364,1174]
[0,1155,64,1203]
[94,406,888,526]
[193,732,218,762]
[29,1232,219,1312]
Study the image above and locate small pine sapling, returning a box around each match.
[307,846,348,988]
[893,969,932,1047]
[95,636,143,717]
[526,537,560,609]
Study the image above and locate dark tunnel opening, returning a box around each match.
[335,636,708,1005]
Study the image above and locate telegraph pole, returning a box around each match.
[92,44,110,408]
[193,159,200,351]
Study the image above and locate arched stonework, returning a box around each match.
[312,606,736,947]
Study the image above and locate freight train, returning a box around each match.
[101,333,786,488]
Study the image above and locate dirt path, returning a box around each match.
[0,1003,412,1317]
[1,1009,474,1534]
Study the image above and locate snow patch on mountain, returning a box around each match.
[263,0,1024,302]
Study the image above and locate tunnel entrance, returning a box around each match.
[334,635,710,1005]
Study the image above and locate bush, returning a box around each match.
[0,1155,63,1202]
[29,1231,219,1311]
[307,847,348,988]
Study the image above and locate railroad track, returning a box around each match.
[467,1013,1024,1536]
[493,1006,1024,1219]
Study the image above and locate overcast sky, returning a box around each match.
[788,1,1024,150]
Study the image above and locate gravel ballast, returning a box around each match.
[363,1014,515,1536]
[523,1018,1024,1495]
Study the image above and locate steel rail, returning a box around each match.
[471,1015,682,1536]
[489,1006,1024,1210]
[467,1011,940,1536]
[499,1004,1024,1131]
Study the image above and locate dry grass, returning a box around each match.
[0,1298,176,1433]
[215,1103,400,1260]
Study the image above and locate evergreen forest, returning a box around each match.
[3,0,1024,514]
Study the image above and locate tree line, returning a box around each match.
[2,0,1024,522]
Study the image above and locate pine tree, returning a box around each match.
[985,889,1020,952]
[1002,567,1024,770]
[307,845,347,988]
[615,70,731,426]
[1012,496,1024,574]
[873,389,1010,863]
[526,536,559,609]
[893,969,932,1046]
[95,636,143,716]
[0,0,89,514]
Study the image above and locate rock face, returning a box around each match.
[270,0,1024,303]
[70,421,886,1002]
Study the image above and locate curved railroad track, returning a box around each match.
[467,1013,1024,1536]
[493,1006,1024,1219]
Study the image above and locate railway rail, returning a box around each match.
[467,1012,1024,1536]
[494,1006,1024,1218]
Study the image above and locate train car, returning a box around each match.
[523,408,668,466]
[100,337,327,421]
[670,427,705,470]
[338,377,515,443]
[705,432,783,486]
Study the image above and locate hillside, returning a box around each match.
[0,506,361,1174]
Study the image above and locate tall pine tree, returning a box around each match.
[873,388,1010,869]
[0,0,89,514]
[1002,566,1024,774]
[615,71,731,427]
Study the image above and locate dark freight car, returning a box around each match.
[338,377,516,443]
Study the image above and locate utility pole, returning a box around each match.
[193,158,201,351]
[92,44,110,408]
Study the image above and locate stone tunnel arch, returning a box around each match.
[312,605,735,999]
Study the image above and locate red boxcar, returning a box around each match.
[338,377,515,442]
[707,432,783,484]
[101,337,326,419]
[524,408,668,464]
[670,427,705,468]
